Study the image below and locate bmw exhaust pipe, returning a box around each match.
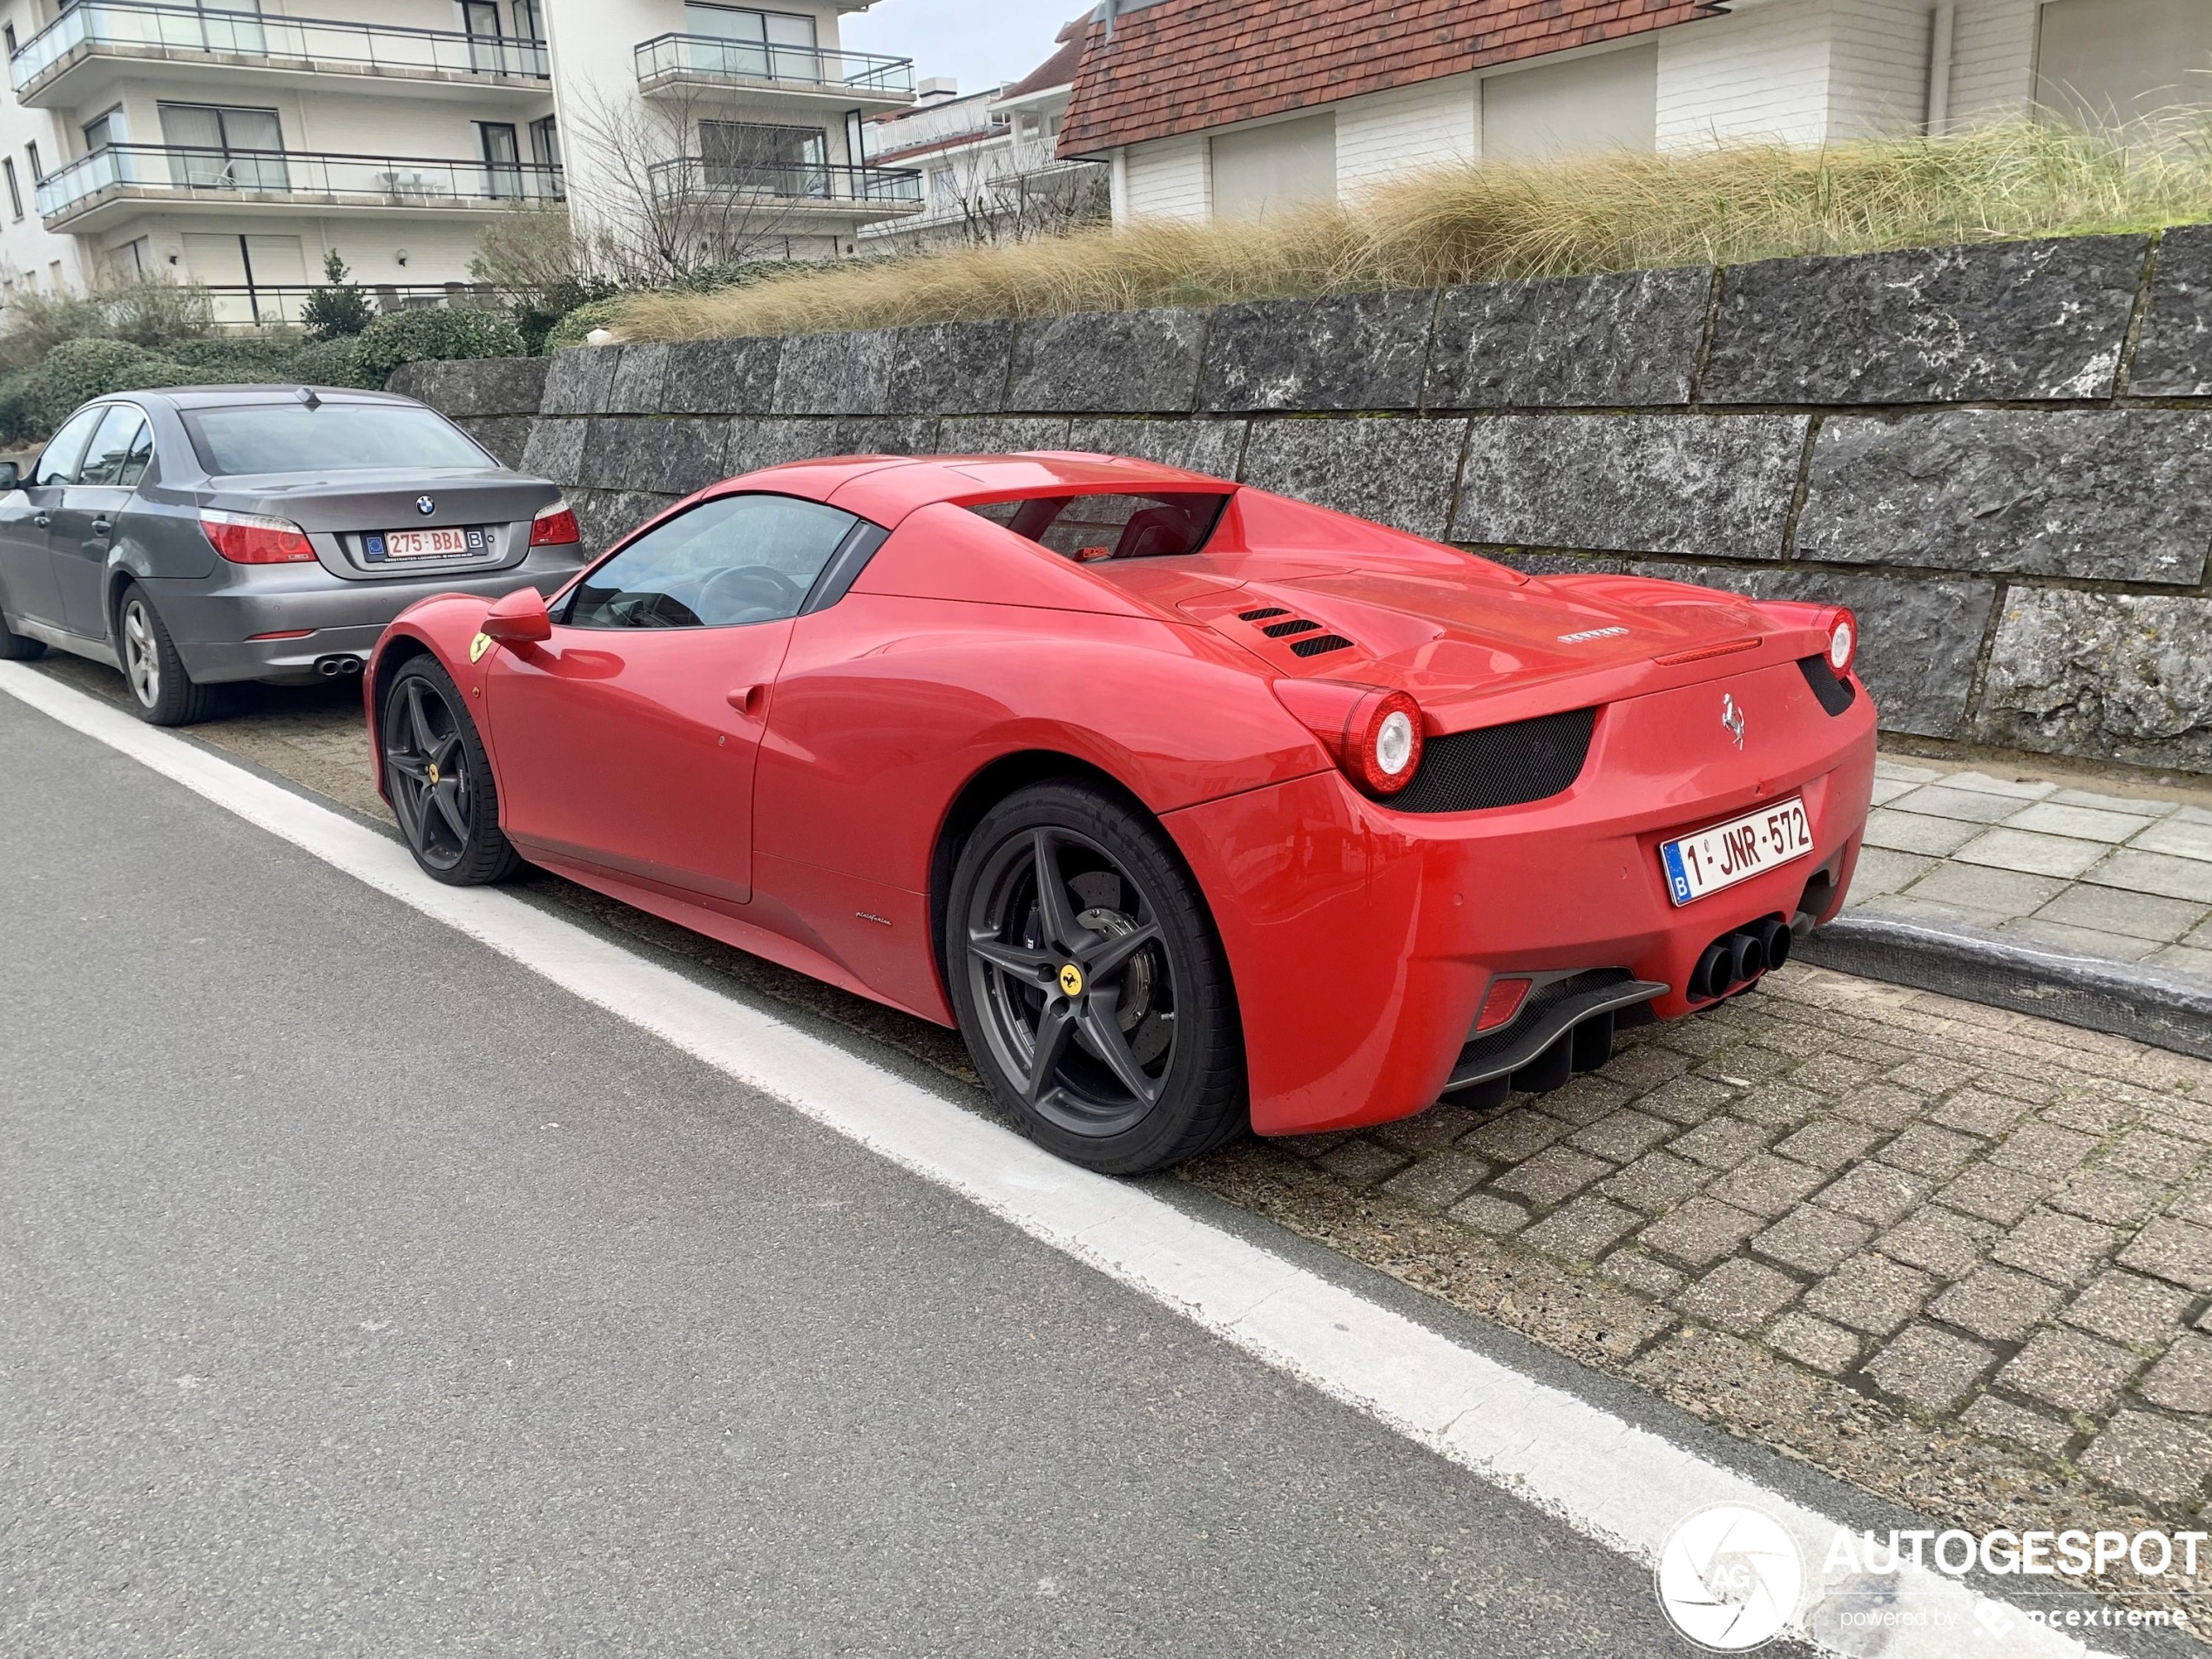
[314,654,363,678]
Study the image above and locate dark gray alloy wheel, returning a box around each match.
[116,583,219,725]
[948,782,1245,1175]
[381,658,523,886]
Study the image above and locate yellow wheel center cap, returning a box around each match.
[427,762,441,786]
[1057,963,1084,997]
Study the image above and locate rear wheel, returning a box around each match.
[118,583,219,725]
[381,657,522,886]
[947,782,1246,1175]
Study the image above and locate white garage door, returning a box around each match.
[1210,113,1337,219]
[2037,0,2212,126]
[1480,44,1658,162]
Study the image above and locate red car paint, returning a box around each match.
[368,452,1876,1137]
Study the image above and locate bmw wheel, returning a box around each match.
[117,583,219,725]
[381,657,522,886]
[947,782,1246,1175]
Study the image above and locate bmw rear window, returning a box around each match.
[182,403,492,475]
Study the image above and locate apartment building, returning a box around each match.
[1061,0,2212,223]
[0,0,921,320]
[860,19,1100,250]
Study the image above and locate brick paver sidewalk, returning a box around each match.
[1853,756,2212,977]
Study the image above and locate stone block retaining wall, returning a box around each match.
[388,226,2212,777]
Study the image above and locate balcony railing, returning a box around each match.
[633,34,913,97]
[10,1,548,95]
[647,156,921,206]
[199,281,498,329]
[37,144,563,220]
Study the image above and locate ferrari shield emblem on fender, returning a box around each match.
[1722,693,1746,749]
[469,631,493,663]
[1058,963,1084,997]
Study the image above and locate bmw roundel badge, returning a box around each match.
[415,495,435,516]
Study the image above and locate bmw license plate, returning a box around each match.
[366,525,488,560]
[1660,798,1812,906]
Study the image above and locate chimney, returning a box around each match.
[916,76,958,103]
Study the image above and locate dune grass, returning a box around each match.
[607,117,2212,342]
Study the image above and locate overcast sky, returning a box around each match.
[840,1,1076,95]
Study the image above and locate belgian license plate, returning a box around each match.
[367,525,487,560]
[1660,798,1812,906]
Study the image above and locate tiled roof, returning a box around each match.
[1058,0,1724,154]
[1003,16,1089,100]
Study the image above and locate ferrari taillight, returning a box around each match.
[1272,681,1430,799]
[202,509,316,564]
[1359,692,1424,795]
[1474,976,1530,1033]
[530,499,581,547]
[1821,606,1858,677]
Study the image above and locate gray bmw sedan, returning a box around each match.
[0,384,587,724]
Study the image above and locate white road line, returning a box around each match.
[0,661,2113,1659]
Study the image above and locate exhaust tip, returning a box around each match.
[314,654,364,678]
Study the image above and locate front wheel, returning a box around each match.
[381,657,522,886]
[947,782,1246,1175]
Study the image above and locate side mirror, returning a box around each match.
[0,460,22,492]
[481,585,552,644]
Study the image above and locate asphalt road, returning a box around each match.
[0,694,1768,1655]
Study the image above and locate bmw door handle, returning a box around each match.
[31,512,48,528]
[91,516,111,536]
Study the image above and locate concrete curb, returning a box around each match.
[1799,911,2212,1060]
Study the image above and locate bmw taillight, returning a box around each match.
[202,509,316,564]
[1820,606,1858,677]
[1272,681,1427,798]
[529,499,580,547]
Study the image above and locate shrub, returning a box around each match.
[543,296,625,352]
[98,276,215,348]
[609,116,2212,341]
[16,338,197,433]
[300,249,374,341]
[347,305,524,383]
[288,335,386,388]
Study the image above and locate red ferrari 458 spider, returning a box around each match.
[368,451,1874,1173]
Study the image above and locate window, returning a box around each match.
[78,404,152,487]
[182,403,490,475]
[158,103,286,190]
[83,107,121,153]
[25,141,41,182]
[1209,114,1335,220]
[479,121,522,197]
[1480,45,1656,161]
[2036,0,2212,126]
[3,157,21,219]
[965,492,1229,561]
[683,4,817,80]
[699,121,827,194]
[511,0,543,42]
[563,494,864,629]
[529,114,560,170]
[31,405,106,487]
[3,24,16,56]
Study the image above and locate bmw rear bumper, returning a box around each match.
[1163,658,1878,1137]
[141,547,588,684]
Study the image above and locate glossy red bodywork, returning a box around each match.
[369,452,1876,1136]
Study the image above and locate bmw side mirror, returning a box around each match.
[0,461,21,492]
[481,585,552,645]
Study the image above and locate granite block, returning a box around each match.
[1238,416,1468,539]
[1007,307,1207,413]
[1202,289,1434,412]
[1427,267,1710,408]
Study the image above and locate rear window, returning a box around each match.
[182,403,491,475]
[967,491,1227,562]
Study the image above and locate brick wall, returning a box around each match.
[391,226,2212,779]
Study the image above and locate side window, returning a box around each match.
[117,413,155,487]
[563,493,863,630]
[78,405,149,488]
[30,406,105,488]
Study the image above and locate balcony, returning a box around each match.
[10,2,550,108]
[646,156,922,224]
[199,282,500,330]
[633,36,914,115]
[37,144,563,233]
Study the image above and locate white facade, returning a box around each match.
[0,0,920,320]
[1109,0,2212,224]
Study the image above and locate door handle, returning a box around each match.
[91,516,111,536]
[32,512,48,528]
[725,685,763,716]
